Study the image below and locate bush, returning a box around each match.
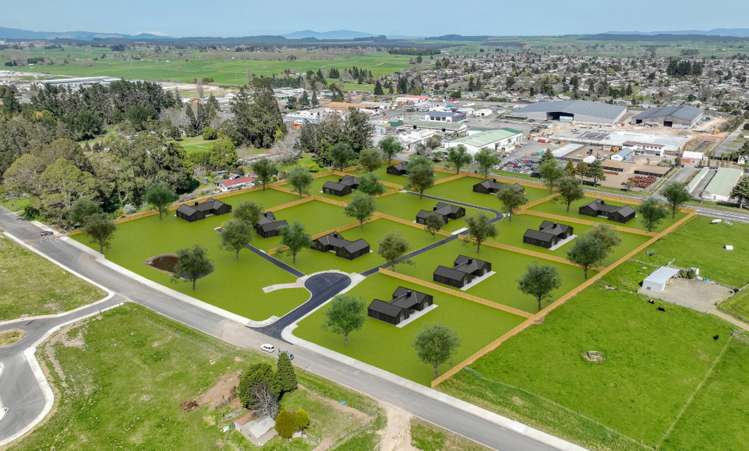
[274,408,310,439]
[202,127,218,140]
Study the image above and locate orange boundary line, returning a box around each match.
[431,211,697,387]
[474,237,581,268]
[521,209,656,237]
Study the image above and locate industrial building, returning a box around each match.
[444,128,525,155]
[512,101,627,125]
[701,168,744,203]
[632,105,704,129]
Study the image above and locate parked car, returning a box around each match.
[260,343,276,353]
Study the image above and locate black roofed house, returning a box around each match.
[311,232,370,260]
[255,211,288,238]
[523,221,574,249]
[386,162,409,176]
[416,202,466,225]
[368,286,434,325]
[176,199,232,222]
[322,176,359,196]
[433,255,492,288]
[472,178,505,194]
[578,199,635,223]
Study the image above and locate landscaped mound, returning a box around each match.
[146,254,178,273]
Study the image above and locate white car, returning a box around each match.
[260,343,276,354]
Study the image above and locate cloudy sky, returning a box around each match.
[2,0,748,37]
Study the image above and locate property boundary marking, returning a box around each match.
[431,211,697,387]
[473,237,581,268]
[521,209,657,237]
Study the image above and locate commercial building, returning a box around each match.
[512,100,627,125]
[444,128,525,155]
[701,168,744,202]
[632,105,704,128]
[424,110,466,123]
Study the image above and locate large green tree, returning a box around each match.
[281,222,311,264]
[287,167,313,198]
[518,264,561,312]
[345,192,376,228]
[234,201,263,227]
[328,142,356,171]
[465,214,496,254]
[357,173,385,196]
[174,246,214,290]
[413,325,460,379]
[251,158,278,191]
[496,184,527,222]
[237,363,280,410]
[538,158,564,193]
[474,148,499,179]
[359,148,384,172]
[638,198,668,232]
[378,232,409,269]
[379,136,402,164]
[83,213,117,254]
[276,352,297,394]
[446,145,472,174]
[731,176,749,209]
[557,177,584,212]
[662,182,690,218]
[407,156,435,199]
[220,219,253,259]
[324,295,365,346]
[423,212,445,238]
[145,183,177,220]
[229,79,286,148]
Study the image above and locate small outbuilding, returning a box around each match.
[322,176,359,196]
[386,162,409,176]
[472,178,506,194]
[642,266,680,292]
[523,221,574,249]
[311,232,370,260]
[255,212,288,238]
[416,202,466,225]
[579,199,636,223]
[176,199,232,222]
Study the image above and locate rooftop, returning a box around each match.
[448,128,523,148]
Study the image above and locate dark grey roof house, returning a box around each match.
[523,221,574,249]
[416,202,466,225]
[311,232,370,260]
[322,176,359,196]
[579,199,635,223]
[472,178,506,194]
[255,211,288,238]
[386,162,409,176]
[176,199,232,222]
[368,287,434,325]
[433,255,492,288]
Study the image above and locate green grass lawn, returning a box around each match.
[718,289,749,323]
[410,418,489,451]
[425,176,549,209]
[75,189,310,321]
[530,196,685,232]
[396,239,586,313]
[440,256,742,450]
[642,216,749,288]
[15,303,380,450]
[178,136,215,154]
[375,193,484,233]
[351,167,452,188]
[293,273,525,384]
[257,200,354,251]
[275,218,437,275]
[0,234,104,320]
[489,215,649,264]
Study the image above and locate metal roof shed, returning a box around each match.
[642,267,680,292]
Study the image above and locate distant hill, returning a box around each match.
[0,26,171,41]
[603,28,749,38]
[284,30,374,40]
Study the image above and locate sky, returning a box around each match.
[2,0,749,37]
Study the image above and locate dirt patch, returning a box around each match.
[0,329,24,346]
[145,254,178,273]
[639,278,734,313]
[378,402,416,451]
[43,322,91,390]
[195,372,240,409]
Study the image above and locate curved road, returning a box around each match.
[0,207,570,450]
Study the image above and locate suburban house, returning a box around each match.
[433,255,492,288]
[368,287,434,325]
[579,199,636,223]
[523,221,574,249]
[218,176,255,192]
[386,162,409,176]
[255,212,288,238]
[311,232,370,260]
[176,199,232,222]
[322,176,359,196]
[416,202,466,225]
[473,178,506,194]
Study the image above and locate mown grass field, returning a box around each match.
[74,189,310,321]
[350,167,452,188]
[178,136,215,154]
[375,193,484,233]
[293,273,525,384]
[397,239,586,313]
[258,199,353,251]
[0,234,104,320]
[425,176,549,208]
[16,303,381,450]
[410,418,489,451]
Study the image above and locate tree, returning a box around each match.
[145,183,177,220]
[276,352,297,394]
[413,325,460,379]
[39,158,97,223]
[446,145,472,174]
[638,198,668,232]
[281,222,311,264]
[208,139,237,170]
[378,232,409,269]
[287,167,313,198]
[174,246,214,290]
[474,148,500,179]
[229,79,286,148]
[238,363,280,410]
[586,160,606,186]
[234,201,263,227]
[557,177,584,212]
[423,212,445,238]
[357,173,385,196]
[407,156,434,199]
[324,295,365,346]
[518,264,561,312]
[496,184,527,222]
[252,158,278,191]
[379,136,402,164]
[732,176,749,209]
[566,226,621,279]
[345,192,376,228]
[83,213,116,254]
[662,182,690,218]
[328,142,356,170]
[538,158,563,192]
[359,148,383,172]
[465,214,496,254]
[70,199,101,227]
[374,80,384,96]
[221,219,253,259]
[589,224,621,253]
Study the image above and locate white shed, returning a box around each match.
[642,266,680,292]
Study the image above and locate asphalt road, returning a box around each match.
[0,208,561,450]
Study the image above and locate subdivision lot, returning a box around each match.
[396,239,586,313]
[15,303,379,450]
[259,199,353,251]
[529,196,685,232]
[351,167,452,188]
[375,193,484,233]
[440,254,744,450]
[274,218,437,274]
[425,176,549,209]
[0,234,104,320]
[293,273,525,384]
[489,214,649,264]
[75,189,309,321]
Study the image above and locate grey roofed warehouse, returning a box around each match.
[631,105,704,128]
[512,100,627,125]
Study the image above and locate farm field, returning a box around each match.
[396,239,586,313]
[374,193,484,233]
[425,176,549,208]
[74,189,310,321]
[0,234,104,320]
[293,273,525,384]
[14,303,380,450]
